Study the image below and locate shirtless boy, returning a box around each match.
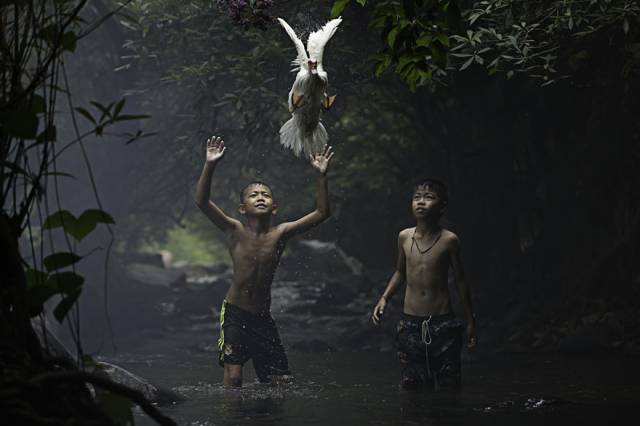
[372,180,476,389]
[195,136,334,386]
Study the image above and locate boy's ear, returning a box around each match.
[238,204,247,215]
[271,204,278,215]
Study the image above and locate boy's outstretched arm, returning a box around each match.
[450,235,477,348]
[280,145,334,238]
[372,232,407,325]
[195,136,241,233]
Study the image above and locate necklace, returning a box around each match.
[410,228,442,255]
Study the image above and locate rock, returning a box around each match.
[95,361,184,405]
[278,239,363,280]
[557,324,618,356]
[31,318,183,406]
[174,281,230,317]
[317,281,359,306]
[124,263,186,288]
[116,252,165,268]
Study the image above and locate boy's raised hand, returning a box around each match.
[371,297,387,325]
[206,136,226,163]
[310,144,334,175]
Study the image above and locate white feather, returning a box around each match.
[307,17,342,73]
[277,18,308,71]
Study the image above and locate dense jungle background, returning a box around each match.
[2,0,640,425]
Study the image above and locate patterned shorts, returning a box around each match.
[396,312,463,389]
[218,301,290,382]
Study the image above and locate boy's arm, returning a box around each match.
[372,232,407,325]
[194,136,241,233]
[449,235,477,348]
[279,145,334,239]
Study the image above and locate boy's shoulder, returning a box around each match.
[440,228,460,248]
[398,227,415,241]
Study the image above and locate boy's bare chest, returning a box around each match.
[230,231,284,261]
[403,239,449,273]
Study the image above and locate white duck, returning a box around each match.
[277,17,342,158]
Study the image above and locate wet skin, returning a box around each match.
[195,136,334,385]
[225,185,286,313]
[372,186,476,348]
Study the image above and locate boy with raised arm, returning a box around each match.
[195,136,334,387]
[372,179,476,390]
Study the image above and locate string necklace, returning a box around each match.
[410,228,442,255]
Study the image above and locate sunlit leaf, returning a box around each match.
[331,0,349,18]
[387,26,399,48]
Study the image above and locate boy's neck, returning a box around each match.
[246,215,272,234]
[415,218,441,236]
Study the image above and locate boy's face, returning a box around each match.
[239,184,276,216]
[412,185,444,219]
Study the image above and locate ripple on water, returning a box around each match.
[174,380,324,400]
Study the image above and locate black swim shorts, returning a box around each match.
[396,312,463,389]
[217,300,291,382]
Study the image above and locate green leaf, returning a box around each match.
[43,210,76,230]
[75,107,96,124]
[53,288,81,322]
[36,125,57,144]
[27,285,59,317]
[114,98,126,117]
[416,33,432,47]
[387,26,399,48]
[30,94,46,114]
[355,0,366,5]
[97,392,134,426]
[38,24,58,45]
[90,101,113,122]
[331,0,349,18]
[459,56,475,71]
[65,209,114,241]
[43,252,82,272]
[1,105,39,139]
[435,34,449,47]
[78,209,116,225]
[46,271,84,294]
[61,31,77,52]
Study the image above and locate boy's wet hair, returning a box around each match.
[240,180,273,202]
[413,178,448,204]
